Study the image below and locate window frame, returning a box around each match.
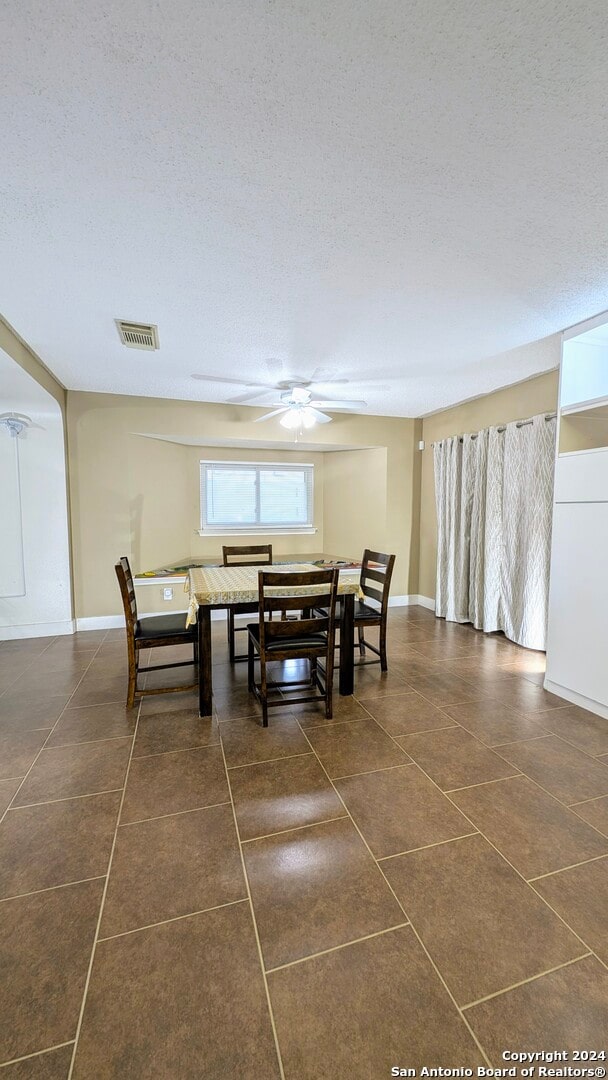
[199,459,316,535]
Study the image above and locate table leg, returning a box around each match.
[339,592,354,696]
[198,606,213,716]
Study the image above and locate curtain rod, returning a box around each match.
[431,413,557,447]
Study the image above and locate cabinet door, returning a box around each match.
[546,502,608,708]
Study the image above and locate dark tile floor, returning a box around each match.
[2,609,608,1076]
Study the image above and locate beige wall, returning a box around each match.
[67,391,418,618]
[418,364,560,600]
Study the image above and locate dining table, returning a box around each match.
[185,558,363,716]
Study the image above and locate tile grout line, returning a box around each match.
[66,690,143,1080]
[460,952,594,1011]
[293,715,494,1068]
[0,1041,76,1070]
[329,760,413,781]
[10,788,124,811]
[0,875,107,905]
[132,741,221,760]
[528,851,608,882]
[41,734,140,750]
[443,773,522,794]
[265,921,411,974]
[377,831,480,861]
[377,722,459,739]
[241,814,350,845]
[119,800,233,827]
[97,897,250,942]
[570,792,608,807]
[491,721,608,768]
[227,751,314,770]
[219,733,287,1080]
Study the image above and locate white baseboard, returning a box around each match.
[75,615,125,632]
[0,619,75,641]
[388,594,435,609]
[416,595,436,610]
[391,594,435,610]
[388,594,436,609]
[543,679,608,721]
[75,609,228,632]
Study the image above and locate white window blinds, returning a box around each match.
[200,461,314,533]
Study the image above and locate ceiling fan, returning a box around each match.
[190,364,367,431]
[253,385,367,429]
[190,364,353,404]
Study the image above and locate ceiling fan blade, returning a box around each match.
[310,367,349,385]
[308,398,367,410]
[191,373,279,389]
[227,389,280,404]
[253,408,289,423]
[307,408,332,423]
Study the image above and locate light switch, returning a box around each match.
[163,587,174,601]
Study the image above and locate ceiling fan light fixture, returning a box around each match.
[279,409,302,429]
[301,411,316,429]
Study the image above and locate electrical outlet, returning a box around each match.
[163,587,174,601]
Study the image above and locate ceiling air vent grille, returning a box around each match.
[115,320,159,350]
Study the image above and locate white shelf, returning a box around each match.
[561,395,608,416]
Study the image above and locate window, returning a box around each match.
[200,461,314,534]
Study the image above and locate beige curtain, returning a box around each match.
[434,413,556,650]
[435,435,470,622]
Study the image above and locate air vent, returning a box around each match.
[115,320,159,350]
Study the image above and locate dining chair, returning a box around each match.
[222,544,273,662]
[247,568,339,726]
[317,549,396,672]
[353,549,396,670]
[115,556,198,709]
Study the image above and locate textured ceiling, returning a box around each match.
[1,0,607,415]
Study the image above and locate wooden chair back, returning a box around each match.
[222,544,273,566]
[360,550,396,615]
[115,556,138,636]
[256,568,339,651]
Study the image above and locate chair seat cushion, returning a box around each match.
[353,599,381,621]
[136,613,195,639]
[316,600,380,622]
[247,624,328,651]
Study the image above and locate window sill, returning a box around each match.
[197,528,318,537]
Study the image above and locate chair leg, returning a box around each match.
[379,623,388,672]
[358,625,366,656]
[325,667,333,719]
[260,657,268,727]
[248,635,255,692]
[228,611,235,664]
[127,645,137,710]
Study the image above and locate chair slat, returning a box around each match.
[362,567,387,585]
[361,584,384,605]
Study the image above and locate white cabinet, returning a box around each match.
[546,500,608,713]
